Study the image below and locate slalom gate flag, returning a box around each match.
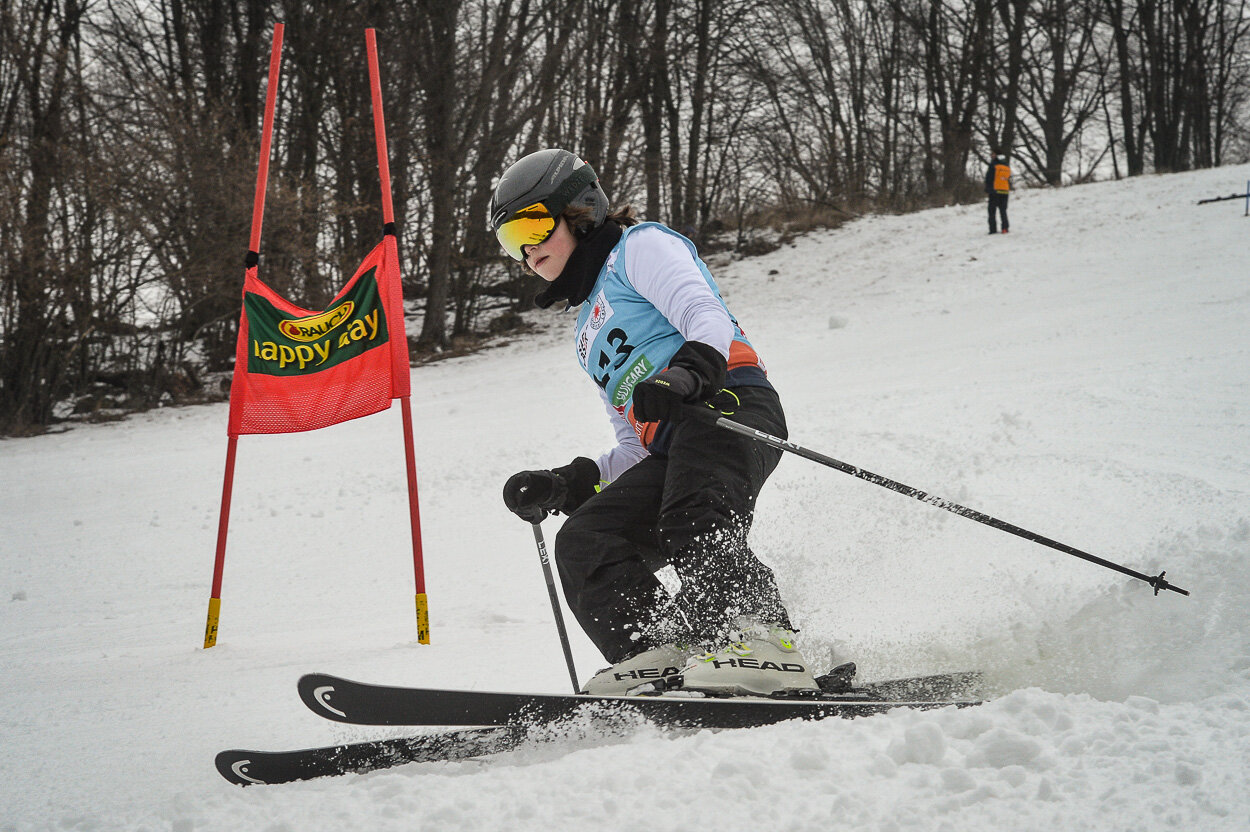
[227,234,410,435]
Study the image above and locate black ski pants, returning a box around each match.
[988,192,1009,232]
[553,385,791,663]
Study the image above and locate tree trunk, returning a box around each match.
[994,0,1029,155]
[642,0,671,221]
[1,0,84,430]
[415,1,459,350]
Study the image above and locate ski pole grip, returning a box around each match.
[681,403,722,424]
[683,389,740,425]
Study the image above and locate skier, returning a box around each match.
[491,148,818,697]
[985,150,1011,234]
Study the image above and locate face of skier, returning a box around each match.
[523,217,577,282]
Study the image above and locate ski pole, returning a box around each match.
[687,405,1188,597]
[530,520,581,692]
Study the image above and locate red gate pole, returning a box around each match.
[366,28,429,644]
[204,22,285,648]
[400,396,430,644]
[203,435,238,647]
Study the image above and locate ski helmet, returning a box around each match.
[489,149,609,260]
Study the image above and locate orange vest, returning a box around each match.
[993,164,1011,194]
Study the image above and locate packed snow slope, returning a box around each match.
[3,166,1248,831]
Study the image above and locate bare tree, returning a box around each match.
[895,0,996,195]
[92,0,273,370]
[1208,0,1250,164]
[640,0,673,220]
[1,0,90,430]
[5,0,1250,433]
[740,0,855,212]
[986,0,1030,156]
[1014,0,1104,184]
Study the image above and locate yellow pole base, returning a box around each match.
[415,593,430,644]
[203,597,221,648]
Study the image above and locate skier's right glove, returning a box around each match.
[502,457,600,523]
[631,341,728,423]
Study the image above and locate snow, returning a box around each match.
[3,166,1249,831]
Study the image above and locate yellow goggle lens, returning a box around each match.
[496,203,556,260]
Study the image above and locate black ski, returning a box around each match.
[216,668,981,785]
[216,725,521,786]
[833,669,982,701]
[297,670,982,730]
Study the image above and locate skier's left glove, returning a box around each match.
[631,341,727,423]
[502,457,600,523]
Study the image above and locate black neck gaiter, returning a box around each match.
[534,222,623,310]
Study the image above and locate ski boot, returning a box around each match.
[677,620,819,697]
[581,644,695,696]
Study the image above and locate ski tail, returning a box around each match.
[857,670,983,701]
[815,663,983,701]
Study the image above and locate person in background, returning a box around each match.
[490,148,818,697]
[986,150,1012,234]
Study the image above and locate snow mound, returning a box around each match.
[3,165,1248,830]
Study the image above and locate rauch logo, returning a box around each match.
[278,302,355,342]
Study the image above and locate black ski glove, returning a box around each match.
[631,341,728,423]
[502,457,600,523]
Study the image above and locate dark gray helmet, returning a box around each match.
[489,149,609,259]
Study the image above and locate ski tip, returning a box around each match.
[297,673,354,723]
[215,750,267,787]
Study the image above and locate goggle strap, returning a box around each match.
[543,165,598,217]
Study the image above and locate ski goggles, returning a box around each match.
[495,203,560,261]
[493,165,598,261]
